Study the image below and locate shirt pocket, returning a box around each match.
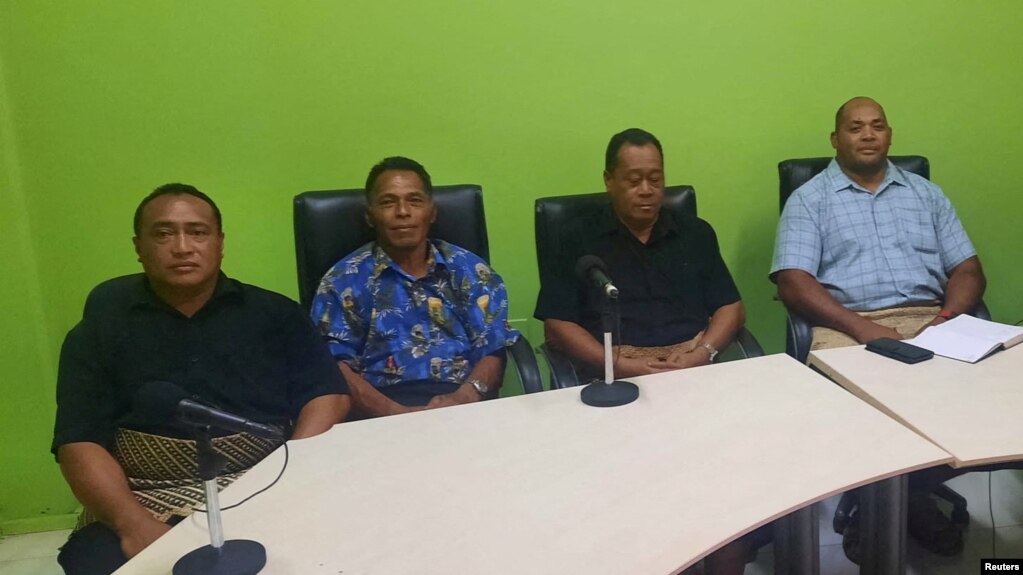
[901,209,939,254]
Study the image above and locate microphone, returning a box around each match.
[135,381,284,440]
[575,255,619,299]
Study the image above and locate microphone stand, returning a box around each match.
[173,426,267,575]
[580,291,639,407]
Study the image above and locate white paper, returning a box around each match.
[906,315,1023,363]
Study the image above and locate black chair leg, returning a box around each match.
[933,484,969,526]
[833,490,858,534]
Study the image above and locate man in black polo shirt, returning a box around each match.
[52,183,350,575]
[535,129,748,573]
[535,128,746,378]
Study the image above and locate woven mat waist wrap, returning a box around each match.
[76,428,283,528]
[810,305,941,353]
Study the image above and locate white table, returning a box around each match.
[116,354,950,575]
[810,344,1023,468]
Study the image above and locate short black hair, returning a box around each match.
[133,183,222,236]
[364,156,433,201]
[605,128,663,172]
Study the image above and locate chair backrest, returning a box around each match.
[533,186,695,287]
[293,184,489,311]
[777,155,930,212]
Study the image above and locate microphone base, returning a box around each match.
[173,540,266,575]
[581,380,639,407]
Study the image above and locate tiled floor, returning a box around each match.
[2,470,1021,574]
[0,529,68,575]
[744,469,1023,574]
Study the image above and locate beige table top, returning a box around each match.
[810,344,1023,468]
[116,354,949,575]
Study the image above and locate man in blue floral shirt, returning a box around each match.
[311,156,519,417]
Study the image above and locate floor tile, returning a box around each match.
[0,555,63,575]
[989,524,1023,558]
[0,530,69,562]
[818,543,859,575]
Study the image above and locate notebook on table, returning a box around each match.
[905,315,1023,363]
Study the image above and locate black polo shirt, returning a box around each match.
[534,205,741,347]
[52,273,348,454]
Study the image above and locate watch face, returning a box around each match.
[471,379,488,395]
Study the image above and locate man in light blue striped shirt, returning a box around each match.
[770,96,988,561]
[770,97,985,348]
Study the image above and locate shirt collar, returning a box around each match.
[826,158,908,195]
[131,271,239,310]
[600,203,678,242]
[370,240,448,281]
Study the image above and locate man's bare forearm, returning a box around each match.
[291,394,351,439]
[941,256,986,316]
[776,269,892,342]
[338,362,414,417]
[425,354,505,409]
[544,318,606,372]
[57,441,171,560]
[545,318,663,377]
[466,353,504,391]
[59,443,151,533]
[700,301,745,352]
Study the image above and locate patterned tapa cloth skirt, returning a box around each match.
[810,305,941,352]
[75,428,282,529]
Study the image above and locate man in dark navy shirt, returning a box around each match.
[535,128,746,379]
[534,129,748,575]
[53,183,350,575]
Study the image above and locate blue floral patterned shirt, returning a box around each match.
[311,240,519,388]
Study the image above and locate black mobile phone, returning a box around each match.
[865,337,934,364]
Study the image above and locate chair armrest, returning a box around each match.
[786,312,813,364]
[971,301,992,321]
[508,336,544,394]
[717,327,765,363]
[537,343,581,390]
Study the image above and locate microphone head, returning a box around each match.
[133,381,191,423]
[574,255,607,282]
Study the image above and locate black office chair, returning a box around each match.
[776,156,974,540]
[534,186,765,390]
[293,184,543,395]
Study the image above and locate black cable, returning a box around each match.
[1014,319,1023,326]
[194,441,289,513]
[990,471,996,558]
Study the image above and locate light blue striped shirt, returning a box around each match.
[770,159,976,311]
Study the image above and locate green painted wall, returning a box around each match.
[1,1,1021,531]
[0,49,72,533]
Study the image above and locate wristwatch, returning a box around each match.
[468,378,489,397]
[699,342,719,362]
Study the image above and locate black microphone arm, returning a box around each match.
[178,399,284,440]
[135,381,284,440]
[575,255,619,299]
[134,381,276,574]
[571,256,639,407]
